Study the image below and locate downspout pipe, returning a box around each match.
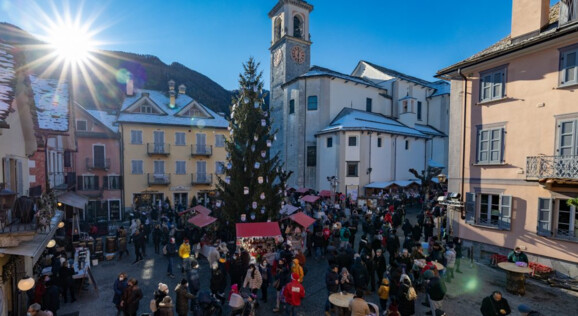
[458,68,468,202]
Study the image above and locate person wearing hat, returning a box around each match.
[507,247,529,264]
[377,277,390,312]
[175,279,194,316]
[153,283,169,316]
[282,272,305,316]
[158,296,174,316]
[517,304,544,316]
[179,239,191,267]
[481,291,511,316]
[349,289,371,316]
[273,257,291,313]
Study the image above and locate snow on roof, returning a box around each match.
[428,80,450,97]
[289,66,386,90]
[118,89,228,129]
[414,124,446,137]
[318,108,428,138]
[30,75,69,132]
[82,106,118,133]
[0,41,15,121]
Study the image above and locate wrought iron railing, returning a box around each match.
[147,173,171,185]
[147,143,170,155]
[86,157,110,170]
[526,155,578,180]
[191,144,212,156]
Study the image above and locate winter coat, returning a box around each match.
[378,279,390,300]
[259,264,272,286]
[325,269,340,293]
[426,277,446,301]
[340,271,355,293]
[397,283,415,316]
[179,242,191,259]
[374,253,387,276]
[59,266,75,287]
[229,258,245,287]
[275,262,291,290]
[444,249,456,268]
[351,257,369,290]
[243,268,263,290]
[291,259,304,283]
[282,280,305,306]
[175,284,194,316]
[124,285,143,315]
[43,284,60,314]
[210,268,227,293]
[158,301,174,316]
[113,278,128,307]
[480,295,511,316]
[166,242,178,257]
[349,297,371,316]
[153,290,168,315]
[402,220,413,237]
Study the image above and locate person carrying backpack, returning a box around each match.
[340,225,351,248]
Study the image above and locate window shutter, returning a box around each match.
[17,160,23,195]
[103,176,109,190]
[499,195,512,230]
[77,176,83,190]
[537,198,553,236]
[465,192,475,225]
[94,176,99,190]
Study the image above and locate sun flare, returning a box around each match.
[47,21,95,65]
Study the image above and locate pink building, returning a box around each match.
[438,0,578,277]
[74,104,123,221]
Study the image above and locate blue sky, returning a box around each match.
[1,0,559,90]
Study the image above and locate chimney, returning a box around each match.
[126,78,134,96]
[178,84,186,94]
[169,90,176,107]
[511,0,550,39]
[168,79,175,92]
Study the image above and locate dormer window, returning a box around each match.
[403,101,408,113]
[293,15,303,39]
[560,0,578,25]
[140,104,153,113]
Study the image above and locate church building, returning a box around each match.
[268,0,449,197]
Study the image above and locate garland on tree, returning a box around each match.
[216,58,291,227]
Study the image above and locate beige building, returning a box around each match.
[438,0,578,277]
[117,80,228,212]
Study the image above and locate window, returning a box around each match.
[176,161,186,175]
[153,131,165,153]
[131,160,143,174]
[558,119,578,156]
[274,17,282,42]
[402,100,408,113]
[105,175,121,190]
[175,132,186,146]
[480,66,506,102]
[464,192,511,230]
[76,120,87,131]
[109,200,121,221]
[130,130,142,144]
[81,175,99,190]
[537,198,578,241]
[64,151,72,168]
[377,138,382,148]
[405,140,409,150]
[348,136,357,146]
[215,134,225,147]
[215,161,225,175]
[289,99,295,114]
[154,160,165,175]
[93,145,105,169]
[293,15,303,38]
[366,98,372,112]
[559,0,578,25]
[140,104,153,113]
[327,137,333,148]
[560,44,578,86]
[347,162,358,177]
[417,101,422,121]
[477,127,504,164]
[307,146,316,167]
[307,96,318,111]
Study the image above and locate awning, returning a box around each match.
[296,187,310,193]
[319,190,332,198]
[236,222,281,238]
[301,195,320,203]
[188,213,217,228]
[280,204,300,215]
[428,159,445,169]
[178,205,212,216]
[289,212,316,228]
[0,211,63,264]
[58,192,88,209]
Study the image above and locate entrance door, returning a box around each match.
[173,193,188,210]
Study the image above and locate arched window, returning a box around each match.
[293,15,303,39]
[274,17,282,42]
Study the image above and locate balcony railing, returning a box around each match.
[86,158,110,171]
[191,145,212,156]
[526,155,578,180]
[147,173,171,185]
[147,143,170,156]
[191,173,212,185]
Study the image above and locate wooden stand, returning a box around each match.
[505,270,526,295]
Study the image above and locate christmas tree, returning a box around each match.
[216,58,291,227]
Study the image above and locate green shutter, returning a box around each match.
[537,198,553,236]
[499,195,512,230]
[465,192,475,224]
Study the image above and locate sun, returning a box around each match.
[47,21,96,66]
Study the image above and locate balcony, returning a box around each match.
[148,173,171,185]
[526,155,578,180]
[191,144,212,157]
[147,143,170,156]
[86,158,110,171]
[191,173,212,185]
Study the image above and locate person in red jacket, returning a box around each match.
[283,273,305,316]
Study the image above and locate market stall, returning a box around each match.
[284,212,316,252]
[301,195,320,203]
[280,204,300,216]
[236,222,282,263]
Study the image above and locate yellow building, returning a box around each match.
[117,80,228,213]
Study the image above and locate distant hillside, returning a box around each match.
[0,22,240,114]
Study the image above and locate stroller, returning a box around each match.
[228,289,257,316]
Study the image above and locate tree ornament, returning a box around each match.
[216,200,222,207]
[243,97,249,103]
[258,176,264,184]
[244,187,249,195]
[261,206,266,214]
[225,176,231,184]
[250,212,256,220]
[261,119,266,127]
[251,144,255,152]
[227,162,232,169]
[260,192,265,200]
[254,102,260,109]
[253,85,258,93]
[241,214,247,222]
[264,111,268,117]
[266,140,272,147]
[254,162,260,169]
[254,134,258,141]
[252,202,257,209]
[261,150,266,158]
[273,134,277,141]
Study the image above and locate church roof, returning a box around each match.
[117,89,228,129]
[414,124,445,137]
[317,108,429,138]
[284,66,387,91]
[0,41,15,123]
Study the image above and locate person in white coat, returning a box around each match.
[444,243,457,283]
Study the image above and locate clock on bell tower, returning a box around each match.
[268,0,313,164]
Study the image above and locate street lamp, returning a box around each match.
[437,173,447,184]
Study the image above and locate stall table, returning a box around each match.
[328,292,354,316]
[498,262,532,295]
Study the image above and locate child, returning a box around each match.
[377,277,390,313]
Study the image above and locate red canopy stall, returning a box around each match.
[301,195,320,203]
[236,222,282,261]
[188,213,217,228]
[289,212,316,229]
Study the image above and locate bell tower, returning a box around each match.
[268,0,313,165]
